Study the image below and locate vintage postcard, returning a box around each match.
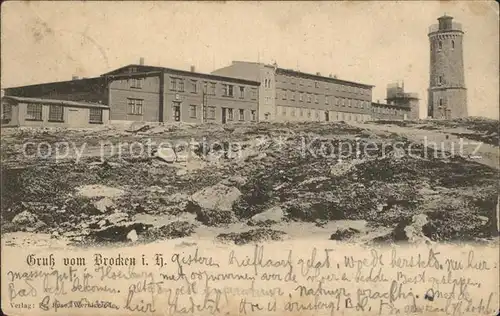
[1,1,499,315]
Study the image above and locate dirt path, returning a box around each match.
[351,122,499,170]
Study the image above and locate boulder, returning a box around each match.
[93,197,115,213]
[330,227,361,241]
[191,183,241,212]
[12,211,39,226]
[156,147,176,163]
[220,175,248,187]
[216,229,287,245]
[250,206,285,225]
[127,229,138,242]
[105,212,129,225]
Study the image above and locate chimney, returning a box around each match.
[72,75,79,80]
[329,74,333,78]
[190,65,196,72]
[316,72,321,76]
[139,57,145,65]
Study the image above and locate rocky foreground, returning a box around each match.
[1,119,498,247]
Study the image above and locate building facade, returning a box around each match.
[428,15,467,119]
[3,60,422,127]
[3,64,260,126]
[1,96,109,128]
[370,83,417,120]
[211,61,374,122]
[104,65,259,124]
[385,82,420,120]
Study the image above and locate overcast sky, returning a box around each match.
[1,1,498,118]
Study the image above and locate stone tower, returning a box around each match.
[427,15,467,119]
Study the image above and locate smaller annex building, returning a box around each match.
[1,96,110,128]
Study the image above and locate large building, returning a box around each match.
[2,62,260,127]
[103,64,259,124]
[427,15,467,119]
[2,60,420,127]
[212,61,374,122]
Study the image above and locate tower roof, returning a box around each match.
[438,14,453,20]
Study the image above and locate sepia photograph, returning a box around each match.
[1,1,498,315]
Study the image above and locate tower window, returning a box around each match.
[438,76,443,84]
[452,40,455,49]
[439,99,443,107]
[438,41,442,50]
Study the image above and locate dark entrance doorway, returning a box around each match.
[325,111,329,122]
[173,102,181,121]
[221,107,227,124]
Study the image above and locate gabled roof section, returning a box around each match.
[102,64,260,86]
[2,96,109,109]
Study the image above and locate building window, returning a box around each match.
[307,110,311,118]
[48,105,64,122]
[315,111,319,119]
[127,98,143,115]
[325,96,329,105]
[227,108,234,120]
[26,103,43,121]
[207,106,215,120]
[291,91,295,100]
[89,108,103,123]
[209,82,216,95]
[348,99,351,107]
[315,82,319,88]
[251,110,256,121]
[239,86,245,99]
[452,40,455,49]
[438,41,442,50]
[251,88,257,100]
[223,84,234,97]
[2,103,12,122]
[239,109,244,121]
[291,108,296,117]
[307,94,311,103]
[131,78,144,89]
[299,93,303,102]
[190,80,198,93]
[170,77,184,92]
[300,108,304,117]
[282,90,287,100]
[282,107,287,116]
[314,94,318,103]
[189,105,197,118]
[439,98,443,107]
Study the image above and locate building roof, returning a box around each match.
[2,96,109,109]
[230,60,375,88]
[372,101,411,109]
[276,68,375,88]
[4,76,105,90]
[103,64,261,86]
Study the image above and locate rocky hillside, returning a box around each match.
[1,121,498,247]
